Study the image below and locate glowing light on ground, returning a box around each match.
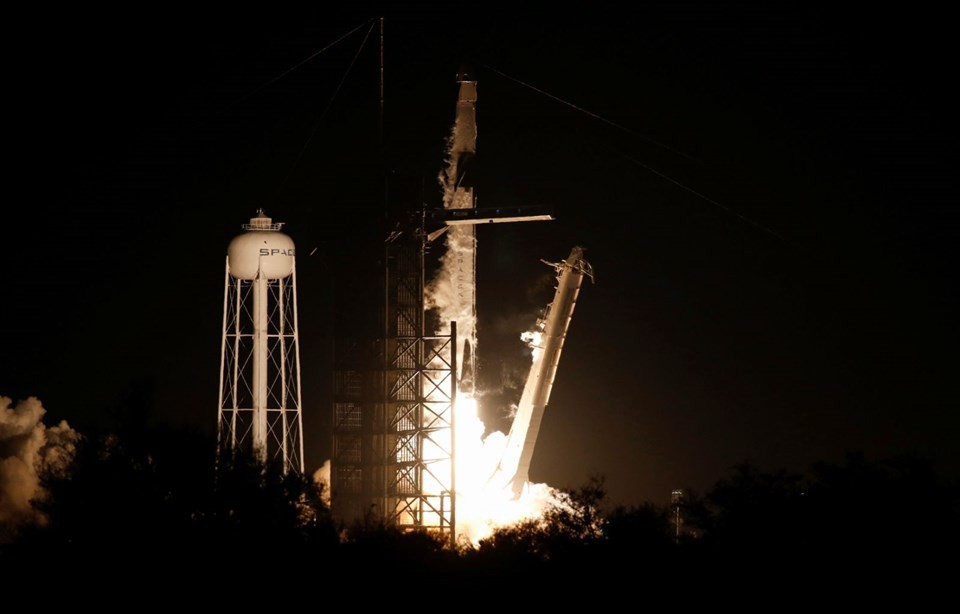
[412,339,560,546]
[452,393,560,545]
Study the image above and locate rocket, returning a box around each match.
[451,64,477,187]
[433,67,557,397]
[443,66,479,393]
[487,246,594,497]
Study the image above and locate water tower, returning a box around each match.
[218,209,304,473]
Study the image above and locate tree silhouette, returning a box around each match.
[676,452,960,588]
[7,422,338,577]
[6,419,956,599]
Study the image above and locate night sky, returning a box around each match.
[4,6,956,508]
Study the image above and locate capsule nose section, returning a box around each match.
[456,63,475,83]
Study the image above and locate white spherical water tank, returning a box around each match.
[219,208,305,474]
[227,210,295,280]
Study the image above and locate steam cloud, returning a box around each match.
[0,396,80,537]
[312,459,332,506]
[424,225,477,345]
[425,123,479,361]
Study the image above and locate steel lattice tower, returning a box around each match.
[383,222,456,541]
[331,212,457,545]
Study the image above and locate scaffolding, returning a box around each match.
[332,213,456,545]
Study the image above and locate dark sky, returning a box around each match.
[4,6,957,508]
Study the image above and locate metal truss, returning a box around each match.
[218,258,304,473]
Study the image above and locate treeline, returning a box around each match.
[2,423,957,594]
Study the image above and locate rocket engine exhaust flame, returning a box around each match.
[434,247,593,545]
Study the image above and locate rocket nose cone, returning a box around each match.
[456,63,475,82]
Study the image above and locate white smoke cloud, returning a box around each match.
[424,226,477,340]
[312,459,331,507]
[438,130,457,209]
[0,396,80,537]
[426,121,478,370]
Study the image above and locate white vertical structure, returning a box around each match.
[435,69,478,393]
[218,209,304,473]
[487,246,593,497]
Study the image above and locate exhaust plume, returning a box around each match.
[312,459,332,507]
[1,396,80,538]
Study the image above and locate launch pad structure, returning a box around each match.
[210,24,594,547]
[331,210,459,540]
[330,70,591,544]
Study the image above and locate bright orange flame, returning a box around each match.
[453,392,560,545]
